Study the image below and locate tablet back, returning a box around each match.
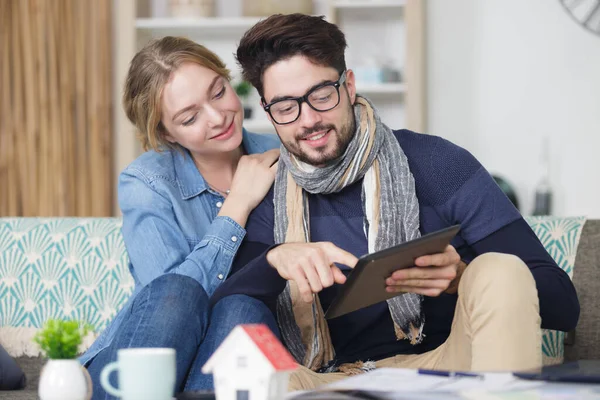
[325,225,461,319]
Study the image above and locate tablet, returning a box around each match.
[324,224,461,319]
[513,360,600,384]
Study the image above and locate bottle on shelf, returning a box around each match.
[532,137,553,216]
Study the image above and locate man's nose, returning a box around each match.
[298,102,323,128]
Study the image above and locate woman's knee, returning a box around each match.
[141,274,210,325]
[213,295,269,316]
[147,274,208,303]
[211,295,279,336]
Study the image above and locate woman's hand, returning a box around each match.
[219,148,280,226]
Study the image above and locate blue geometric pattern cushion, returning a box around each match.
[524,216,586,365]
[0,218,133,356]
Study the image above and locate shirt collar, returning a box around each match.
[172,147,208,200]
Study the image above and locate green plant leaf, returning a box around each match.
[234,80,252,98]
[33,319,93,359]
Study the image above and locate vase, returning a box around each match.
[242,0,313,17]
[170,0,214,18]
[39,359,92,400]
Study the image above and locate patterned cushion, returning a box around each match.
[0,217,587,360]
[0,218,133,356]
[524,216,587,365]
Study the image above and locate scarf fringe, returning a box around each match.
[338,360,378,376]
[394,321,425,345]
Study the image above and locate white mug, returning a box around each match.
[100,348,176,400]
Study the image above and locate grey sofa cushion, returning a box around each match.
[565,220,600,361]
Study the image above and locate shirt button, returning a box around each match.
[216,201,223,208]
[231,236,238,242]
[217,274,224,280]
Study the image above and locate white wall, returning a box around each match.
[427,0,600,218]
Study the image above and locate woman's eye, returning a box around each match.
[182,115,196,126]
[215,86,226,99]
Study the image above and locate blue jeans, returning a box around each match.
[86,274,280,399]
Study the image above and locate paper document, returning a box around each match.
[325,368,541,392]
[287,368,543,400]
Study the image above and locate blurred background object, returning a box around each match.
[242,0,313,17]
[170,0,215,17]
[532,137,553,216]
[2,0,599,218]
[559,0,600,37]
[492,175,520,211]
[234,80,254,119]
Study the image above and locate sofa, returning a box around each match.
[0,216,598,399]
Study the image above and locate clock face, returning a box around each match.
[560,0,600,35]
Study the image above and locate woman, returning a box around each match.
[81,36,281,398]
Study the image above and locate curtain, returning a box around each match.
[0,0,113,216]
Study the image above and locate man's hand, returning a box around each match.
[266,242,359,303]
[385,245,462,297]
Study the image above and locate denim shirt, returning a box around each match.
[80,129,280,365]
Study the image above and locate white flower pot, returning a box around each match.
[39,359,92,400]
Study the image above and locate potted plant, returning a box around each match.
[34,319,93,400]
[234,80,254,119]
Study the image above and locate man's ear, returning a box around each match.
[345,69,357,105]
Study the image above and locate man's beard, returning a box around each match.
[278,105,356,166]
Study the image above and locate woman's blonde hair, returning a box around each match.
[123,36,231,152]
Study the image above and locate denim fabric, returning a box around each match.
[86,275,279,399]
[80,130,279,366]
[183,294,281,391]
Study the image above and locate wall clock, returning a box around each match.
[560,0,600,36]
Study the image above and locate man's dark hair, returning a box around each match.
[236,13,348,97]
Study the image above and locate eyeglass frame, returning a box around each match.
[261,70,348,125]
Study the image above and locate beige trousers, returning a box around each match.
[288,253,542,391]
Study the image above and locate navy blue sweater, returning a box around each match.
[213,130,580,365]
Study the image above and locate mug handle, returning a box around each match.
[100,361,122,397]
[81,366,93,400]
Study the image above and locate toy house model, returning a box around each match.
[202,324,298,400]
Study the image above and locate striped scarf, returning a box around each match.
[273,96,424,371]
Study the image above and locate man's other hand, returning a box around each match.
[385,245,462,297]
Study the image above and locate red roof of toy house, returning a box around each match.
[241,324,298,371]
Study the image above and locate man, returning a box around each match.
[212,13,579,389]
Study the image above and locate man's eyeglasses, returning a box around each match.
[262,71,347,125]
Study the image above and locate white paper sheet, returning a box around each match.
[287,368,544,400]
[323,368,542,393]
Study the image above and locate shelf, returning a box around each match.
[333,0,406,9]
[357,83,406,95]
[243,119,275,133]
[136,17,264,34]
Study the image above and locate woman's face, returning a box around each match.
[161,62,244,157]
